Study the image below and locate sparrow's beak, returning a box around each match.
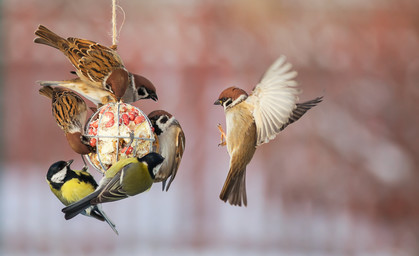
[150,93,158,102]
[66,159,74,167]
[214,99,222,105]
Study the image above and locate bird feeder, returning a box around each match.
[84,102,157,174]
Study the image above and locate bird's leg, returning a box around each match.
[217,124,227,147]
[81,155,88,171]
[126,131,135,148]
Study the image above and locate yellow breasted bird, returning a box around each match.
[46,160,118,234]
[62,152,164,220]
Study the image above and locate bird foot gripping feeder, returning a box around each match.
[84,102,158,174]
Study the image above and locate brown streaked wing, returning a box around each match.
[65,38,124,83]
[165,125,185,191]
[52,90,85,132]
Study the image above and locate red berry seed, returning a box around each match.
[126,146,133,155]
[89,138,97,147]
[134,115,145,124]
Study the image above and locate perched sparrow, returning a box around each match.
[122,73,158,103]
[46,160,118,234]
[34,25,129,101]
[214,55,323,206]
[148,110,185,191]
[39,86,94,154]
[62,153,164,220]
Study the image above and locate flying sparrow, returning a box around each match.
[214,55,322,206]
[39,86,94,154]
[34,25,129,101]
[148,110,185,191]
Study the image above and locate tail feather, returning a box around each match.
[79,205,119,235]
[219,169,247,207]
[93,205,119,235]
[38,85,54,99]
[84,206,105,221]
[34,25,67,50]
[38,80,73,87]
[38,79,82,92]
[62,190,101,220]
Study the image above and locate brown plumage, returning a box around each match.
[34,25,128,100]
[148,110,185,191]
[123,74,158,103]
[215,56,322,207]
[39,86,94,154]
[38,79,117,106]
[219,101,256,206]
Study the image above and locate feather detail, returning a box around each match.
[280,96,323,131]
[246,55,300,145]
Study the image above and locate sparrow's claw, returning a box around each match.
[217,124,227,147]
[218,141,226,147]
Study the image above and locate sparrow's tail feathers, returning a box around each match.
[34,25,67,50]
[93,205,119,235]
[38,80,74,87]
[281,96,323,131]
[38,85,54,99]
[220,169,247,207]
[38,80,82,92]
[62,190,100,220]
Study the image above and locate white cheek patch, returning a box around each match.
[153,163,163,176]
[223,95,247,110]
[222,99,232,109]
[139,87,148,97]
[51,169,67,184]
[157,116,174,132]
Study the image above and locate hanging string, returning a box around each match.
[111,0,125,47]
[112,0,117,45]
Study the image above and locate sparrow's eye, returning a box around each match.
[137,87,147,97]
[105,83,112,91]
[223,98,232,107]
[160,116,168,124]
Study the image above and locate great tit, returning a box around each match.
[62,152,164,221]
[46,160,118,234]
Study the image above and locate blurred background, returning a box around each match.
[1,0,419,255]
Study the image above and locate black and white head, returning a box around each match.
[46,159,73,188]
[138,152,165,179]
[148,110,176,136]
[131,73,158,101]
[214,86,248,110]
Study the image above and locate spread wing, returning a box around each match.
[245,55,300,146]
